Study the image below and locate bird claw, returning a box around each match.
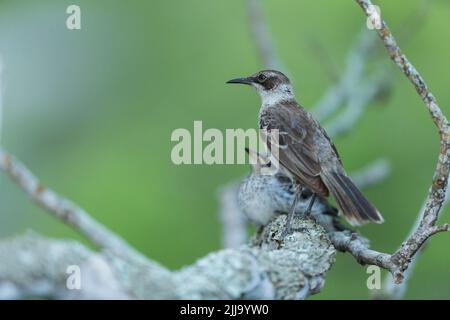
[281,225,293,237]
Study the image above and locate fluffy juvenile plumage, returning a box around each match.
[238,148,338,230]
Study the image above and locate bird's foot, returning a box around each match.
[303,193,317,217]
[281,223,293,237]
[292,227,308,234]
[282,218,308,236]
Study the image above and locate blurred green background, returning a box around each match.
[0,0,449,299]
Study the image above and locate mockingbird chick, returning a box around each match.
[238,148,338,231]
[227,70,384,234]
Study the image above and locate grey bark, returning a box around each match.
[0,216,335,300]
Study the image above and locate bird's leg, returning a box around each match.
[282,184,301,237]
[304,193,317,217]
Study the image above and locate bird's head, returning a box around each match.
[227,70,294,104]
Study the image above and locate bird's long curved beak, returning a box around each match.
[226,77,252,85]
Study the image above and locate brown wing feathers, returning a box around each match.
[260,100,384,226]
[260,105,329,196]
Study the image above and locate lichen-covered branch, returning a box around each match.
[1,0,445,301]
[0,216,335,300]
[0,232,131,299]
[329,231,392,271]
[0,145,334,299]
[177,216,335,300]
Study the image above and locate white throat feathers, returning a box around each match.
[255,83,295,106]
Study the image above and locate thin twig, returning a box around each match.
[312,29,378,122]
[329,231,392,270]
[327,71,390,138]
[351,158,391,190]
[376,178,450,299]
[0,148,146,261]
[245,0,283,70]
[376,211,422,299]
[307,37,340,83]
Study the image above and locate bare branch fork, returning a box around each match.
[376,184,450,299]
[347,0,449,283]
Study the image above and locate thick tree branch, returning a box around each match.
[0,232,131,299]
[0,135,334,300]
[1,0,444,301]
[0,216,336,300]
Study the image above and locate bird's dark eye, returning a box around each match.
[257,74,267,83]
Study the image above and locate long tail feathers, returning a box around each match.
[322,171,384,226]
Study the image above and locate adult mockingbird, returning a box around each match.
[227,70,383,234]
